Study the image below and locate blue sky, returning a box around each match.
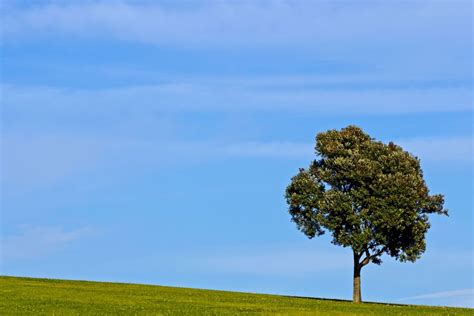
[1,0,473,308]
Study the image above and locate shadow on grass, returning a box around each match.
[282,295,408,307]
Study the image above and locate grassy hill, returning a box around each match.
[0,276,471,315]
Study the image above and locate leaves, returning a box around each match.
[286,125,447,266]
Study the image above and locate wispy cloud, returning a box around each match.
[0,134,312,194]
[1,134,313,193]
[191,247,350,277]
[1,134,108,193]
[3,131,470,197]
[399,289,474,308]
[398,137,473,163]
[3,82,471,115]
[222,141,311,158]
[400,289,474,300]
[102,244,351,278]
[2,1,471,89]
[1,225,93,261]
[2,1,470,49]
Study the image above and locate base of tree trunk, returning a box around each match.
[353,253,362,303]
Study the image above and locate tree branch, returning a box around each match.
[360,249,371,266]
[360,248,384,267]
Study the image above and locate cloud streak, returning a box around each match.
[1,225,93,261]
[400,289,474,301]
[101,244,351,278]
[2,1,470,48]
[191,247,350,277]
[2,1,471,88]
[399,289,474,308]
[2,132,471,197]
[398,137,473,163]
[3,82,471,116]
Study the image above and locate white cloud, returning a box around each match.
[399,289,474,308]
[191,247,350,276]
[3,82,471,115]
[0,132,311,196]
[104,244,351,278]
[1,2,471,92]
[1,225,93,261]
[3,131,471,197]
[223,141,311,158]
[400,289,474,300]
[1,134,113,196]
[398,137,473,163]
[2,1,470,48]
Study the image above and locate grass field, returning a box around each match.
[0,276,471,315]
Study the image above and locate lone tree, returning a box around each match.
[285,126,447,303]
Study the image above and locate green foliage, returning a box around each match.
[286,126,447,265]
[0,276,471,315]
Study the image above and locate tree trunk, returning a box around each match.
[353,252,362,303]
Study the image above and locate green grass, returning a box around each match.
[0,276,471,315]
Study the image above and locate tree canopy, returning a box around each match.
[285,126,447,302]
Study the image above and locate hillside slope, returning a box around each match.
[0,276,471,315]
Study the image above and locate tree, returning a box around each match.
[285,126,447,303]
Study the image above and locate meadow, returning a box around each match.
[0,276,471,315]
